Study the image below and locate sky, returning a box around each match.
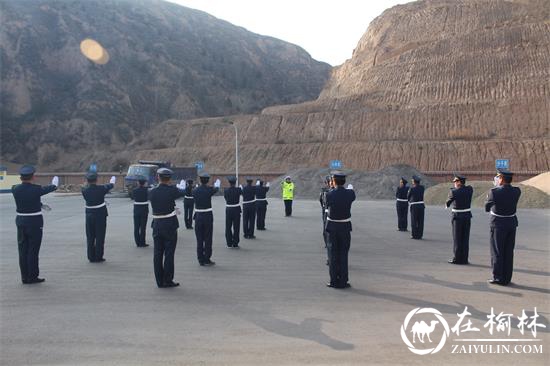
[166,0,413,66]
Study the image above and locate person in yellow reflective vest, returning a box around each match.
[281,176,295,217]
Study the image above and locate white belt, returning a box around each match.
[85,202,106,209]
[490,211,516,218]
[324,209,329,213]
[410,201,424,205]
[242,200,255,204]
[16,211,42,216]
[195,208,213,213]
[152,211,176,219]
[327,217,351,223]
[226,204,241,208]
[134,201,149,205]
[396,198,408,202]
[184,196,194,199]
[452,208,471,213]
[256,198,267,201]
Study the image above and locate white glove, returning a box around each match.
[347,184,354,190]
[256,180,260,186]
[493,176,499,187]
[51,176,59,187]
[110,176,116,184]
[239,185,243,189]
[266,182,270,187]
[179,179,185,187]
[214,179,221,188]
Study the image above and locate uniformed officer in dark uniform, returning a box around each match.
[319,175,332,265]
[132,176,149,247]
[242,177,257,239]
[193,173,220,265]
[224,176,242,248]
[12,165,58,284]
[255,179,270,230]
[325,172,356,289]
[485,170,521,285]
[408,176,425,240]
[395,177,409,231]
[446,174,473,264]
[148,168,185,288]
[183,179,195,229]
[82,172,115,262]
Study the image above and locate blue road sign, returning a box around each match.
[495,159,510,170]
[195,161,204,170]
[330,160,343,170]
[89,163,97,172]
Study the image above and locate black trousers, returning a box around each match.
[452,217,471,263]
[490,226,516,284]
[256,201,267,229]
[153,228,177,287]
[225,207,241,247]
[243,203,256,237]
[327,230,351,287]
[396,201,408,231]
[183,199,194,228]
[284,200,293,216]
[133,212,148,246]
[410,204,424,239]
[17,224,43,282]
[195,212,213,263]
[86,213,107,262]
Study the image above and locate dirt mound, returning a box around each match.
[425,181,549,209]
[521,172,550,195]
[267,164,433,200]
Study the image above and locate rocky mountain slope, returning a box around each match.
[0,0,331,168]
[87,0,549,175]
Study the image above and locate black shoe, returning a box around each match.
[342,283,351,288]
[138,244,149,247]
[98,258,106,262]
[326,282,336,288]
[325,259,329,265]
[257,228,265,231]
[164,281,180,288]
[448,259,458,264]
[233,245,240,249]
[24,278,45,284]
[199,262,205,266]
[250,235,256,239]
[488,279,505,285]
[204,260,216,266]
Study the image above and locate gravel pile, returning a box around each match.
[424,181,549,209]
[267,164,434,200]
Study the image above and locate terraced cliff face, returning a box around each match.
[36,0,550,173]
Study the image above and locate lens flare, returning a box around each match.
[80,38,109,65]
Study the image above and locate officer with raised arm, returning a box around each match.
[395,177,409,231]
[446,174,473,264]
[255,179,270,230]
[242,177,257,239]
[148,168,185,288]
[132,176,149,247]
[325,172,356,289]
[485,170,521,285]
[224,176,242,248]
[408,176,425,240]
[12,165,58,284]
[319,175,332,265]
[193,173,220,266]
[183,179,195,229]
[82,172,116,262]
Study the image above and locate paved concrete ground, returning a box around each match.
[0,194,548,365]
